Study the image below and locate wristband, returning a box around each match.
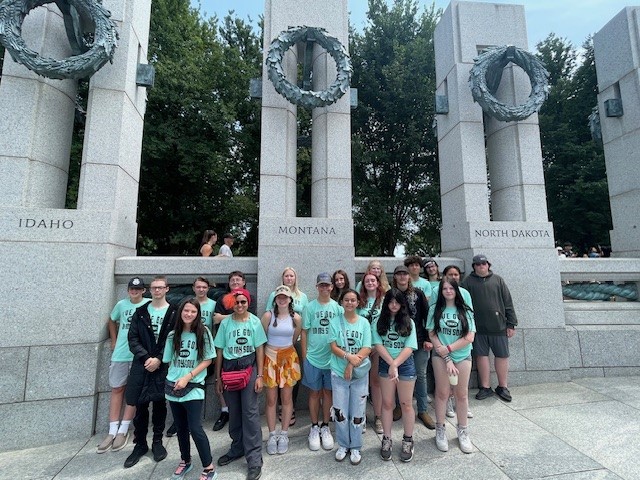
[444,355,452,363]
[257,374,263,378]
[343,352,348,360]
[446,345,452,353]
[189,372,194,379]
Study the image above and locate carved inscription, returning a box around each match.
[278,226,337,235]
[474,229,550,238]
[18,218,74,229]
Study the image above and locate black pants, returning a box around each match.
[133,399,167,446]
[170,399,212,467]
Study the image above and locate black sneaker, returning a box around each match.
[152,441,167,462]
[124,443,148,468]
[247,466,262,480]
[475,387,494,400]
[495,386,512,402]
[213,411,229,431]
[217,453,244,466]
[166,423,178,437]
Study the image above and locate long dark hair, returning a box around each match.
[432,280,472,338]
[377,288,412,337]
[331,269,351,301]
[272,295,295,319]
[199,230,216,248]
[172,298,209,362]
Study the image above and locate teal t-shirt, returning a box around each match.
[110,299,148,362]
[426,305,476,363]
[328,314,372,378]
[302,299,344,369]
[148,304,169,341]
[163,328,216,402]
[412,277,433,301]
[356,296,382,325]
[459,287,473,309]
[265,290,309,314]
[371,318,418,359]
[199,298,216,331]
[213,313,267,360]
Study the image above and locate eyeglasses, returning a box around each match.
[236,300,248,305]
[150,286,167,290]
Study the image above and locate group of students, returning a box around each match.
[101,259,478,480]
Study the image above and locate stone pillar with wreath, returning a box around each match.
[256,0,355,310]
[433,1,569,386]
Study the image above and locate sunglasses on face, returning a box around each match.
[236,300,248,305]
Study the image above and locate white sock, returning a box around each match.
[117,420,131,435]
[109,421,119,436]
[221,407,229,413]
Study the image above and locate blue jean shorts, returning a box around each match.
[378,355,416,381]
[301,358,332,391]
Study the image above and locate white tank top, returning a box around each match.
[267,310,295,347]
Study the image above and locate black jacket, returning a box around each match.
[400,288,429,345]
[125,301,178,405]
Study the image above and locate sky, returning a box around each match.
[192,0,632,49]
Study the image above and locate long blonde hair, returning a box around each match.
[365,260,390,292]
[281,267,303,298]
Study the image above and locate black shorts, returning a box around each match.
[472,333,509,358]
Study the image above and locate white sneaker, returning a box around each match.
[457,425,473,453]
[277,433,289,454]
[267,433,278,455]
[350,448,361,465]
[467,409,474,419]
[308,425,321,451]
[335,446,348,462]
[435,424,449,452]
[446,397,455,418]
[320,425,334,450]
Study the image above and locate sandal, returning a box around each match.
[289,410,296,426]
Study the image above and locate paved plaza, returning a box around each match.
[2,375,639,479]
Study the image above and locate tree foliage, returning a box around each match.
[350,0,441,256]
[137,0,262,254]
[536,34,612,253]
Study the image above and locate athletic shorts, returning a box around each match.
[263,345,301,389]
[472,333,509,358]
[301,358,332,391]
[109,361,132,388]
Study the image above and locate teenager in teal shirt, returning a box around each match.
[372,288,418,463]
[97,276,148,454]
[329,289,372,465]
[163,298,217,480]
[427,279,476,455]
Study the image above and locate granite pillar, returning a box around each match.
[257,0,354,306]
[0,0,152,451]
[434,1,568,383]
[593,7,640,258]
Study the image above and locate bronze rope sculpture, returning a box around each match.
[0,0,118,80]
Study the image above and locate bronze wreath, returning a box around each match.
[266,25,352,109]
[0,0,118,80]
[468,46,549,122]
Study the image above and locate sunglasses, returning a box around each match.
[235,300,248,305]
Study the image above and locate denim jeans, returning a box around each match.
[330,372,368,450]
[413,349,429,414]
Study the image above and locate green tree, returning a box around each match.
[137,0,261,255]
[536,34,612,253]
[350,0,441,256]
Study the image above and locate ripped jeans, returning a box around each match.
[330,372,369,450]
